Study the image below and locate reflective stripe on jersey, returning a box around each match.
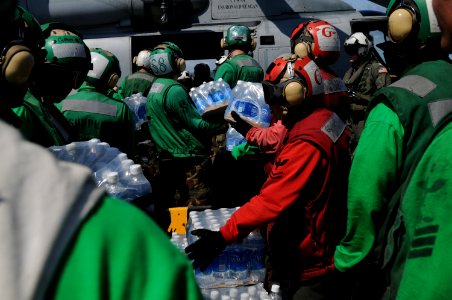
[321,112,346,143]
[128,72,154,82]
[428,99,452,127]
[390,75,436,97]
[234,58,261,68]
[61,100,117,116]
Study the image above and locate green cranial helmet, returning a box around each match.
[86,48,121,88]
[386,0,441,46]
[149,41,186,77]
[221,25,255,51]
[42,35,91,73]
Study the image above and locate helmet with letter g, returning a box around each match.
[85,48,121,89]
[262,53,324,116]
[149,41,185,78]
[221,25,257,52]
[290,20,340,66]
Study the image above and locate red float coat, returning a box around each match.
[220,108,350,282]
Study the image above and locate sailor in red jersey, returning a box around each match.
[186,55,351,299]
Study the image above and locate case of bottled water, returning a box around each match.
[223,81,272,152]
[189,79,231,117]
[185,208,266,290]
[48,140,152,202]
[224,81,272,128]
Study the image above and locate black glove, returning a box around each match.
[184,229,227,271]
[230,111,253,137]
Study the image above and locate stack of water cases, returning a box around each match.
[223,81,272,151]
[184,208,266,292]
[123,92,148,129]
[189,78,231,117]
[48,139,152,201]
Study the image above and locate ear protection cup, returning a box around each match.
[250,38,257,50]
[388,8,416,43]
[220,37,227,50]
[293,42,311,58]
[283,80,306,106]
[176,57,186,73]
[107,73,119,88]
[87,48,121,88]
[2,43,34,84]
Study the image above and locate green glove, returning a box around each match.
[231,141,257,160]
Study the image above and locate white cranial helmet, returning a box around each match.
[134,49,152,69]
[344,32,370,58]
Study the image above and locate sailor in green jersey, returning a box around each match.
[334,0,452,298]
[57,48,137,158]
[13,22,91,147]
[0,4,203,300]
[118,49,156,98]
[146,42,226,220]
[214,24,264,87]
[211,25,267,208]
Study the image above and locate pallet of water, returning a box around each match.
[185,208,266,289]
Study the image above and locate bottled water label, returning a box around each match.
[234,100,259,119]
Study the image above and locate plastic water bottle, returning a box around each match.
[90,144,121,171]
[210,79,230,106]
[83,138,103,168]
[198,82,214,106]
[104,172,128,199]
[123,93,148,129]
[229,288,239,300]
[226,125,246,151]
[240,293,250,300]
[233,99,259,120]
[244,230,266,282]
[126,164,152,199]
[210,289,221,300]
[118,159,134,182]
[269,284,282,300]
[94,153,128,185]
[211,247,229,280]
[228,246,250,281]
[190,88,208,114]
[260,105,272,128]
[59,141,88,163]
[259,291,270,300]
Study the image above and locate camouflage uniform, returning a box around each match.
[343,58,391,152]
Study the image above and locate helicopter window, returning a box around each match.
[260,36,275,45]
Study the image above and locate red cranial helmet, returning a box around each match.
[290,20,340,66]
[263,55,324,107]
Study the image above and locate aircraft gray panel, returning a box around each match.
[211,0,354,20]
